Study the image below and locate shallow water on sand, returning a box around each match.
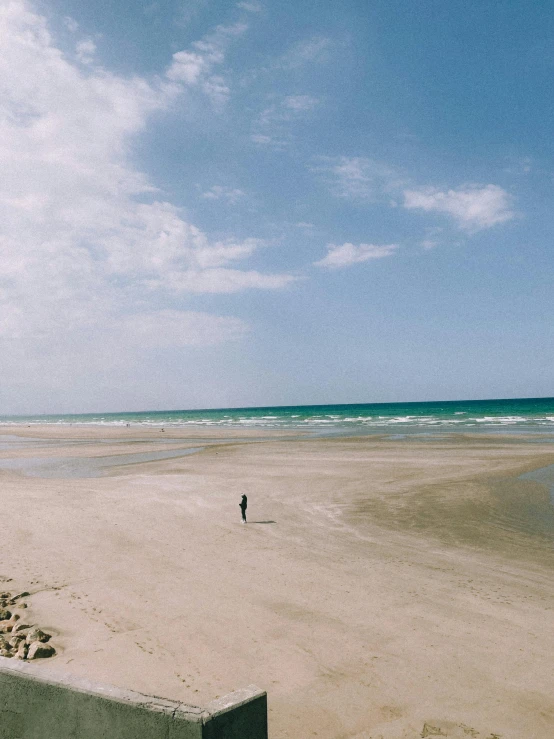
[521,463,554,505]
[0,446,203,478]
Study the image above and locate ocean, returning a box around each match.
[1,397,553,435]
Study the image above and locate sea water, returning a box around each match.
[0,397,553,435]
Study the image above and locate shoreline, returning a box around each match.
[1,426,553,737]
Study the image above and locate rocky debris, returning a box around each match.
[14,641,28,660]
[0,615,19,633]
[27,642,55,660]
[12,622,31,634]
[421,724,448,738]
[10,592,29,603]
[26,628,50,644]
[0,589,57,661]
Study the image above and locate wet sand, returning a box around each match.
[1,426,553,738]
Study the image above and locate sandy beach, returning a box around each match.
[0,426,553,738]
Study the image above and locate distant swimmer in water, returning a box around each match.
[239,494,247,524]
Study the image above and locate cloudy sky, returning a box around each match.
[0,0,552,414]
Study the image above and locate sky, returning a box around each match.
[0,0,553,414]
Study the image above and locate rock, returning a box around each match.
[0,609,11,621]
[26,628,51,644]
[11,622,31,634]
[11,592,29,601]
[14,642,27,660]
[0,592,11,600]
[421,724,448,738]
[18,603,28,609]
[0,614,20,632]
[27,641,55,660]
[0,648,12,658]
[9,635,25,648]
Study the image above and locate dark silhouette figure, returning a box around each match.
[239,494,248,523]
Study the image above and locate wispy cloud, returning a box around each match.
[252,94,319,148]
[200,185,246,203]
[403,184,514,232]
[257,95,319,125]
[315,156,405,202]
[419,227,444,250]
[75,38,96,64]
[503,156,532,175]
[175,0,210,28]
[0,0,293,360]
[283,95,319,112]
[251,133,278,146]
[318,157,514,235]
[237,1,263,12]
[119,310,247,347]
[166,21,248,106]
[148,268,296,293]
[278,35,332,69]
[63,15,79,32]
[314,242,398,269]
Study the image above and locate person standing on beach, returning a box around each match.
[239,494,247,524]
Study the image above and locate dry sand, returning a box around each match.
[0,425,553,738]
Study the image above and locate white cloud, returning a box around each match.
[75,38,96,64]
[519,157,532,174]
[278,35,331,69]
[283,95,318,112]
[63,15,78,32]
[258,95,319,125]
[200,185,246,203]
[175,0,209,27]
[403,184,514,231]
[166,21,247,106]
[314,242,398,269]
[148,269,297,294]
[419,227,443,250]
[0,0,292,359]
[503,156,532,175]
[237,1,262,12]
[251,133,272,145]
[252,93,319,148]
[119,310,247,347]
[250,132,287,149]
[318,157,515,236]
[316,156,405,201]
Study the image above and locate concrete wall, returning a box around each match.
[0,657,267,739]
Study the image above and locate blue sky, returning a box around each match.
[0,0,552,413]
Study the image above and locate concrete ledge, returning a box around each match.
[0,657,267,739]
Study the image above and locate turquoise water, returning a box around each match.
[1,397,553,434]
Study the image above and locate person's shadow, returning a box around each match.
[251,520,276,524]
